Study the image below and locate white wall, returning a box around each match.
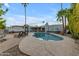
[48,25,63,32]
[7,24,63,32]
[7,26,25,32]
[12,27,24,32]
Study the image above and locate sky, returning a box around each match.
[3,3,71,26]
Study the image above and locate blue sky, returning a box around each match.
[3,3,71,26]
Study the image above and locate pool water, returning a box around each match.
[33,32,63,41]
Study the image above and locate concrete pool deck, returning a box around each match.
[19,33,79,56]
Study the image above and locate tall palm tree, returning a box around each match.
[61,3,65,35]
[57,3,65,35]
[22,3,28,35]
[64,8,68,34]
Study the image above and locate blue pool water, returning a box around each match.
[33,32,63,41]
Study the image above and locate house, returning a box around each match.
[29,23,45,32]
[28,22,63,33]
[6,22,63,33]
[6,25,25,33]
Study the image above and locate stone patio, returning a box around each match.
[0,33,23,55]
[19,33,79,56]
[0,33,79,56]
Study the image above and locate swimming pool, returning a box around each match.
[33,32,63,41]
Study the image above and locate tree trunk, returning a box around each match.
[64,16,66,34]
[62,16,64,35]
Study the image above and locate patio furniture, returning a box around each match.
[14,31,27,38]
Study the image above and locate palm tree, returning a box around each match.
[57,3,65,35]
[57,3,79,38]
[57,3,71,35]
[22,3,28,35]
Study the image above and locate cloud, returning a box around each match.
[4,3,10,8]
[5,14,62,26]
[4,17,16,26]
[13,15,45,24]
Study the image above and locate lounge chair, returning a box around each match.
[14,31,27,38]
